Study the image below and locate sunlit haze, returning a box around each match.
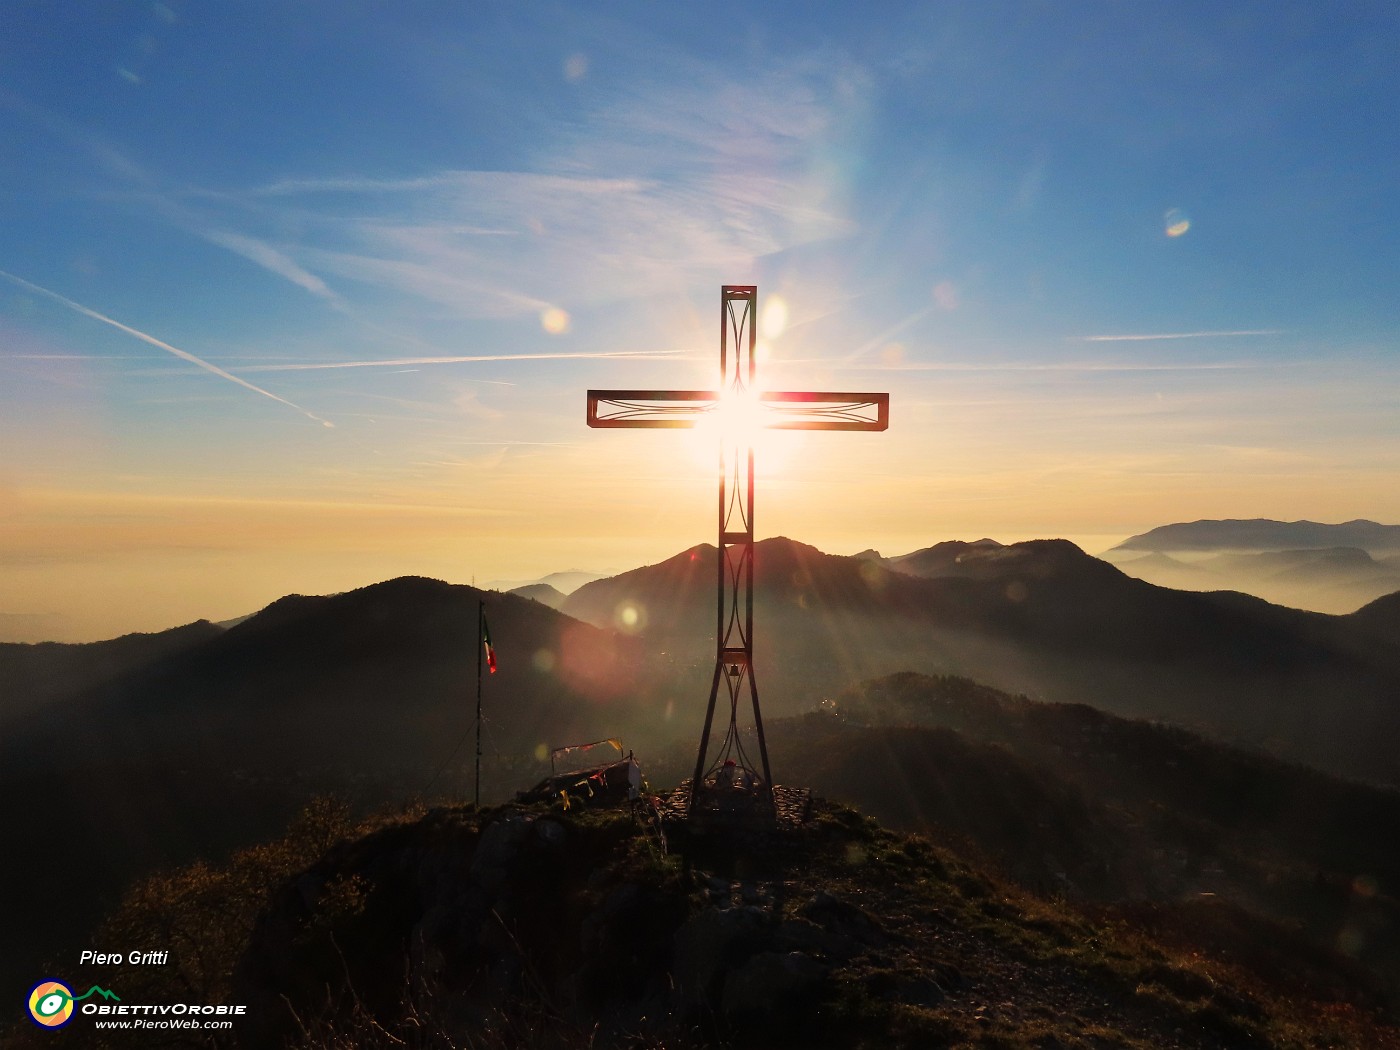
[3,4,1399,640]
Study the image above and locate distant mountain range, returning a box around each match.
[6,532,1400,1001]
[487,569,605,594]
[1102,518,1400,613]
[1111,518,1400,553]
[508,582,569,609]
[563,535,1400,784]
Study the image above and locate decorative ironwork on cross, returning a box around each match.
[587,285,889,822]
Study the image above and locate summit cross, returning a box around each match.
[586,285,889,821]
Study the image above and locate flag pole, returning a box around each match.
[476,598,483,808]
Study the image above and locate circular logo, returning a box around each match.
[28,981,75,1029]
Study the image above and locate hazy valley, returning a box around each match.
[1102,518,1400,614]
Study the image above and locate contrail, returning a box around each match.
[236,349,693,372]
[0,270,334,427]
[844,307,934,363]
[840,360,1264,373]
[1077,330,1282,342]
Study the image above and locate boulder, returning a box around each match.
[672,906,768,1008]
[721,950,828,1020]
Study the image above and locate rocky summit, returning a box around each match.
[228,799,1396,1050]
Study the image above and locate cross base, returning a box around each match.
[658,780,813,832]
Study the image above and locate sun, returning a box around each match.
[685,384,804,474]
[708,385,766,444]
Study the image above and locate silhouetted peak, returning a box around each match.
[888,537,1105,583]
[962,539,1107,578]
[1115,518,1400,554]
[350,575,460,603]
[236,593,325,634]
[509,583,568,610]
[1350,590,1400,638]
[755,535,825,556]
[751,535,828,568]
[47,619,224,649]
[229,577,470,642]
[622,542,716,582]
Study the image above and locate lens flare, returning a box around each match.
[613,600,647,633]
[858,559,885,590]
[563,53,588,82]
[1164,208,1191,237]
[760,295,788,339]
[541,307,571,334]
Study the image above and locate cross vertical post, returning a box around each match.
[586,285,888,824]
[692,286,771,809]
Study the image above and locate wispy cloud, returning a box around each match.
[2,354,147,360]
[234,349,693,372]
[834,360,1269,373]
[200,229,340,302]
[0,270,334,427]
[845,307,934,362]
[0,88,152,186]
[183,61,860,320]
[247,172,647,199]
[1075,330,1283,342]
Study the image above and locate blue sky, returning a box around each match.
[3,1,1399,639]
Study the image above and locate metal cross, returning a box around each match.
[587,285,888,820]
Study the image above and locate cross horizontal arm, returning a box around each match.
[587,389,715,428]
[587,389,889,431]
[762,391,889,431]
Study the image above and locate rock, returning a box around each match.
[535,818,568,846]
[470,812,534,891]
[800,890,889,945]
[580,883,642,951]
[672,906,768,1008]
[721,951,828,1019]
[891,974,945,1008]
[773,917,861,960]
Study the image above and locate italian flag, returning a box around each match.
[482,614,497,674]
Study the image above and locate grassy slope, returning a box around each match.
[6,799,1396,1049]
[645,673,1400,1005]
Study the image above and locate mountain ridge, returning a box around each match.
[0,619,226,726]
[0,575,663,998]
[1112,518,1400,554]
[562,535,1400,786]
[1103,520,1400,613]
[7,553,1400,1034]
